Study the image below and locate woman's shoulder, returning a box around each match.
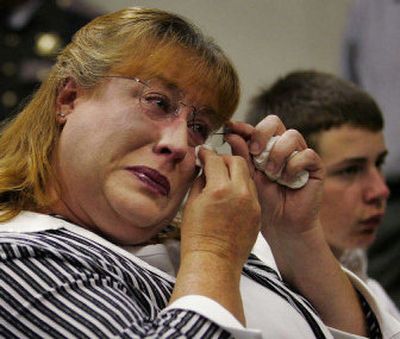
[0,211,176,287]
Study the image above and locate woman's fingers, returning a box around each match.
[224,116,318,190]
[227,115,286,153]
[224,133,255,176]
[197,147,229,187]
[262,129,307,179]
[280,148,325,184]
[196,146,256,192]
[182,145,261,265]
[226,115,287,177]
[222,154,254,189]
[249,115,286,155]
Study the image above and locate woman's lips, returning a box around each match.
[127,166,170,196]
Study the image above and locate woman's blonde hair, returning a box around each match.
[0,7,240,221]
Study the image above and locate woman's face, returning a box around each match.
[53,75,219,244]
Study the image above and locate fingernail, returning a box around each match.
[202,144,214,151]
[266,161,276,175]
[250,141,260,154]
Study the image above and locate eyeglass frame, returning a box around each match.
[100,75,228,146]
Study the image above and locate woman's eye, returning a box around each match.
[143,93,172,114]
[188,121,210,141]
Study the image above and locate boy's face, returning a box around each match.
[317,125,390,257]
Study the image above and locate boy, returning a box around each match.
[247,70,399,319]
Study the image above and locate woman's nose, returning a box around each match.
[153,118,189,163]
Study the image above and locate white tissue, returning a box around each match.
[195,144,215,167]
[194,144,215,176]
[194,139,309,189]
[252,136,309,189]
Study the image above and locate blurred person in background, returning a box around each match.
[247,70,400,320]
[342,0,400,308]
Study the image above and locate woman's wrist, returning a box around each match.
[171,250,245,324]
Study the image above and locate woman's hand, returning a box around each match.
[225,115,367,336]
[181,147,261,268]
[226,115,325,238]
[170,147,261,324]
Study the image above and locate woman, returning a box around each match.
[0,7,395,338]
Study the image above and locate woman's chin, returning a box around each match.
[102,177,180,243]
[99,219,162,245]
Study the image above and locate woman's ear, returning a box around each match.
[56,78,80,124]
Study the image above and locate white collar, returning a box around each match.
[1,211,280,279]
[0,210,68,232]
[0,211,176,283]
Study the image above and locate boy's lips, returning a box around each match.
[126,166,170,196]
[359,214,383,231]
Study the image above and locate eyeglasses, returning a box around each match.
[102,75,228,147]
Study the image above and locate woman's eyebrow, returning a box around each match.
[150,76,181,92]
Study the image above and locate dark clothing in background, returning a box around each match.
[0,0,99,120]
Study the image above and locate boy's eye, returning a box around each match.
[336,165,363,177]
[376,158,386,171]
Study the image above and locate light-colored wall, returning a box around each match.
[85,0,353,121]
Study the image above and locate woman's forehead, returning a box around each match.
[141,73,220,116]
[116,46,215,84]
[110,45,231,125]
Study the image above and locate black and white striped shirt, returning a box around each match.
[0,212,241,338]
[0,212,393,338]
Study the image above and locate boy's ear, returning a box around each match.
[55,78,80,123]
